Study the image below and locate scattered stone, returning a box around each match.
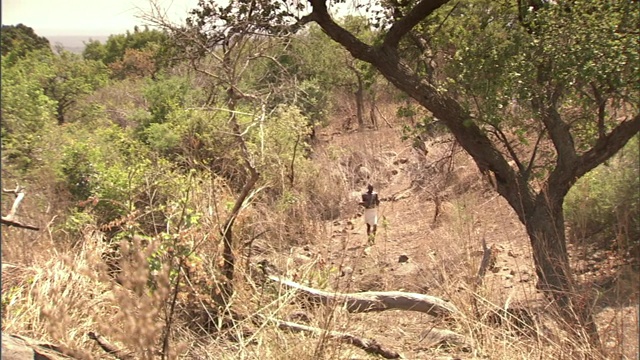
[294,254,312,265]
[398,254,409,263]
[520,274,531,282]
[508,250,518,258]
[393,157,409,165]
[340,266,354,277]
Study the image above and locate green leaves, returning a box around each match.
[0,24,51,58]
[1,52,56,171]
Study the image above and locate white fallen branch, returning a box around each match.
[1,186,39,231]
[275,319,400,359]
[266,273,458,318]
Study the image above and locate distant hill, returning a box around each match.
[46,35,109,54]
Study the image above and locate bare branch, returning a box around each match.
[87,332,135,360]
[275,319,401,359]
[266,272,458,318]
[1,186,39,231]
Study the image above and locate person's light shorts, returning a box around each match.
[364,208,378,226]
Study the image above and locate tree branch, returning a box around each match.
[575,113,640,181]
[1,186,39,231]
[383,0,450,49]
[266,272,458,317]
[275,320,401,359]
[87,332,135,360]
[307,0,379,63]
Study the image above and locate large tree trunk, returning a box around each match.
[525,193,601,347]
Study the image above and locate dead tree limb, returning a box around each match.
[1,186,40,231]
[276,319,400,359]
[266,273,458,317]
[87,332,135,360]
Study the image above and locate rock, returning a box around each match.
[1,336,38,360]
[398,254,409,263]
[340,266,354,277]
[1,334,63,360]
[393,157,409,165]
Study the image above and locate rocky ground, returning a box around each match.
[267,125,639,359]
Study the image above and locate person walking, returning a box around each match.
[359,184,380,244]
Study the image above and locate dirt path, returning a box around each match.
[278,126,638,358]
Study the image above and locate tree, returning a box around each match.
[82,27,176,78]
[43,50,109,124]
[1,51,56,170]
[1,24,51,57]
[292,18,380,130]
[187,0,640,348]
[304,0,639,346]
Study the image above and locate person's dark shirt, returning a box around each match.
[361,192,380,209]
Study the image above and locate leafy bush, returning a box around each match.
[565,135,640,249]
[1,51,56,171]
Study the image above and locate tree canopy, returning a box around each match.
[1,24,51,58]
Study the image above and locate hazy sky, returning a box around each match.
[2,0,200,36]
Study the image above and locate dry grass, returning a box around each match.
[2,119,638,359]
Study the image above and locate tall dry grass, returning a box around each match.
[2,121,638,359]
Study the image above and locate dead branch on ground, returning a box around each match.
[275,319,400,359]
[1,186,40,231]
[263,268,458,317]
[87,332,135,360]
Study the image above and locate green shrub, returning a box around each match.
[565,135,640,249]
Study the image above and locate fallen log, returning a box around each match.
[276,319,400,359]
[266,273,458,318]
